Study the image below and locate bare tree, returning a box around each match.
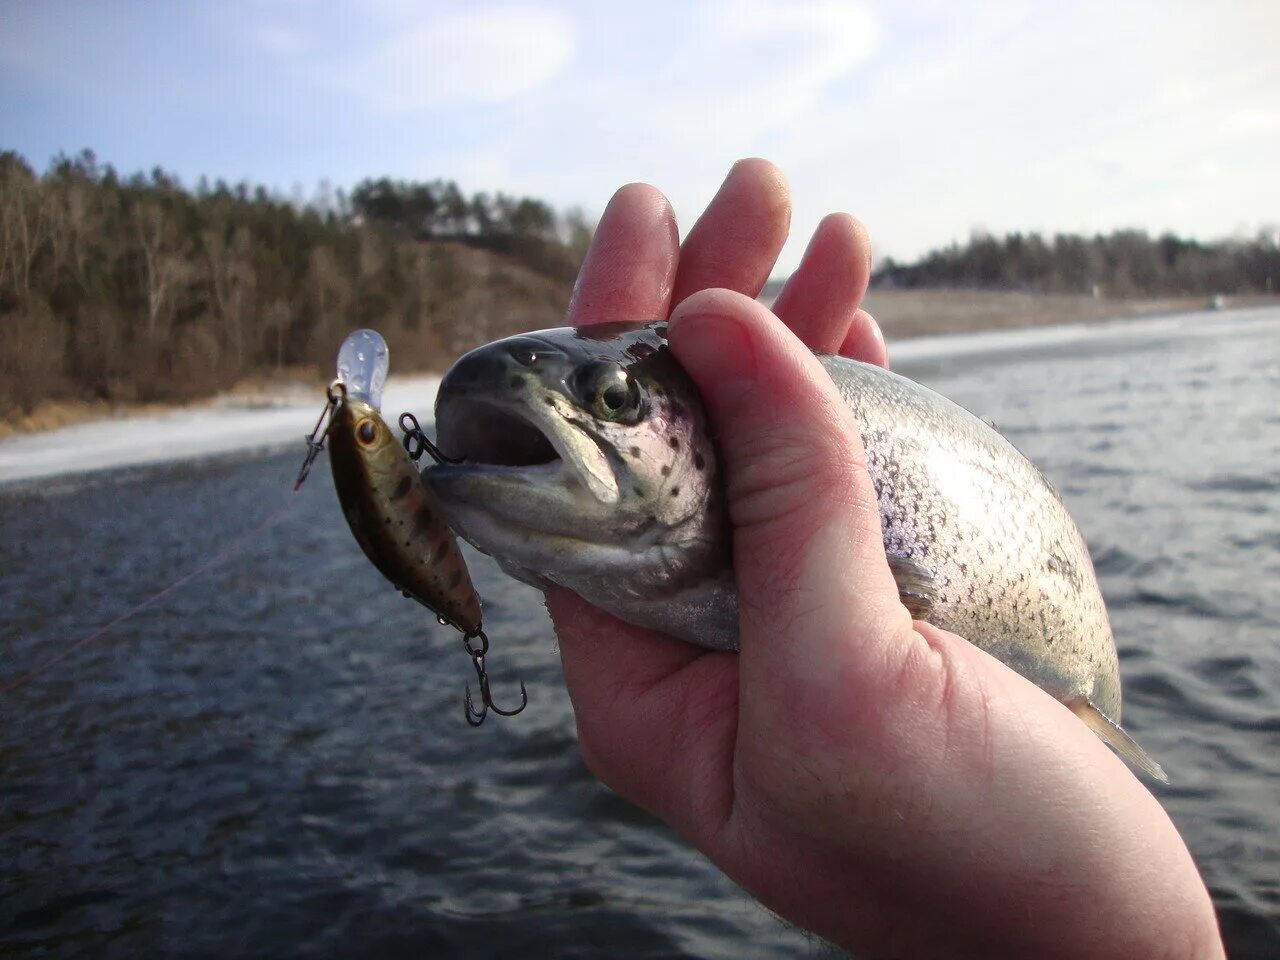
[0,153,49,302]
[133,196,190,337]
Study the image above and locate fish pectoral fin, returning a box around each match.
[887,555,940,621]
[1070,700,1169,784]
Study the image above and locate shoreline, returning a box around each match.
[7,291,1273,443]
[859,289,1273,339]
[0,374,442,488]
[2,298,1276,489]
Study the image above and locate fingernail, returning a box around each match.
[863,310,889,367]
[714,158,750,194]
[671,312,757,410]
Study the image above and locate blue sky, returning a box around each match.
[2,0,1277,270]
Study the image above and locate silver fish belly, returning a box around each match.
[818,355,1119,718]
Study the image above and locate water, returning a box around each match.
[2,308,1277,958]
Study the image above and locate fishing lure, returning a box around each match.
[296,329,526,725]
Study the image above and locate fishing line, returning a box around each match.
[1,498,297,697]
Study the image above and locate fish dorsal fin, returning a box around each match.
[887,555,940,621]
[1070,700,1169,784]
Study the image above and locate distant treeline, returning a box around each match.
[6,148,1277,420]
[874,228,1279,295]
[349,177,592,281]
[0,149,589,415]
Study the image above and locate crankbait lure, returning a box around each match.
[296,329,526,725]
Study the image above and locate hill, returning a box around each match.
[0,151,584,423]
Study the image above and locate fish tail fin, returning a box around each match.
[1070,700,1169,784]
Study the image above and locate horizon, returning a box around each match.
[3,1,1277,272]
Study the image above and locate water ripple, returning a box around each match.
[4,312,1279,958]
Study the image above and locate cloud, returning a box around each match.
[454,1,883,221]
[6,0,1275,270]
[344,5,577,114]
[641,1,881,145]
[728,0,1280,263]
[252,24,308,56]
[712,0,880,91]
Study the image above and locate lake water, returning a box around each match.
[2,307,1277,958]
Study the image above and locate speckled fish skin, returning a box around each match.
[819,353,1120,719]
[424,320,1162,776]
[328,396,482,634]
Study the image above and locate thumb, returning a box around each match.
[667,290,913,712]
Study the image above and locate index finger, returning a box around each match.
[566,183,679,328]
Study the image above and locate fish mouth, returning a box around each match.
[437,395,559,469]
[434,391,620,505]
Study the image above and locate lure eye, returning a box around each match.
[574,362,643,424]
[356,419,378,445]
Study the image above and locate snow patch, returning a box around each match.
[0,376,441,486]
[3,305,1276,486]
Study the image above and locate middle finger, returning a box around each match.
[671,158,792,307]
[566,182,679,328]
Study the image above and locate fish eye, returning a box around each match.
[601,380,629,410]
[356,419,378,444]
[575,362,643,423]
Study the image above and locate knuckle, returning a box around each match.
[887,625,1000,784]
[726,420,866,535]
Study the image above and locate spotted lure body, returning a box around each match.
[324,330,482,634]
[422,321,1165,780]
[329,395,483,634]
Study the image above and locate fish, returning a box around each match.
[421,320,1166,781]
[325,329,483,635]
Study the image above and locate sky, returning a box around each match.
[2,0,1277,271]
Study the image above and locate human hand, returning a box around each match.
[547,160,1223,959]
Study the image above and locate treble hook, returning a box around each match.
[399,412,463,466]
[294,380,346,491]
[461,629,529,726]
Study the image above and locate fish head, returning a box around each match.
[425,321,730,601]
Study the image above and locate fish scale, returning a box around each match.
[821,355,1120,719]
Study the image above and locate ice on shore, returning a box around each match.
[2,304,1272,488]
[0,376,441,486]
[888,303,1251,362]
